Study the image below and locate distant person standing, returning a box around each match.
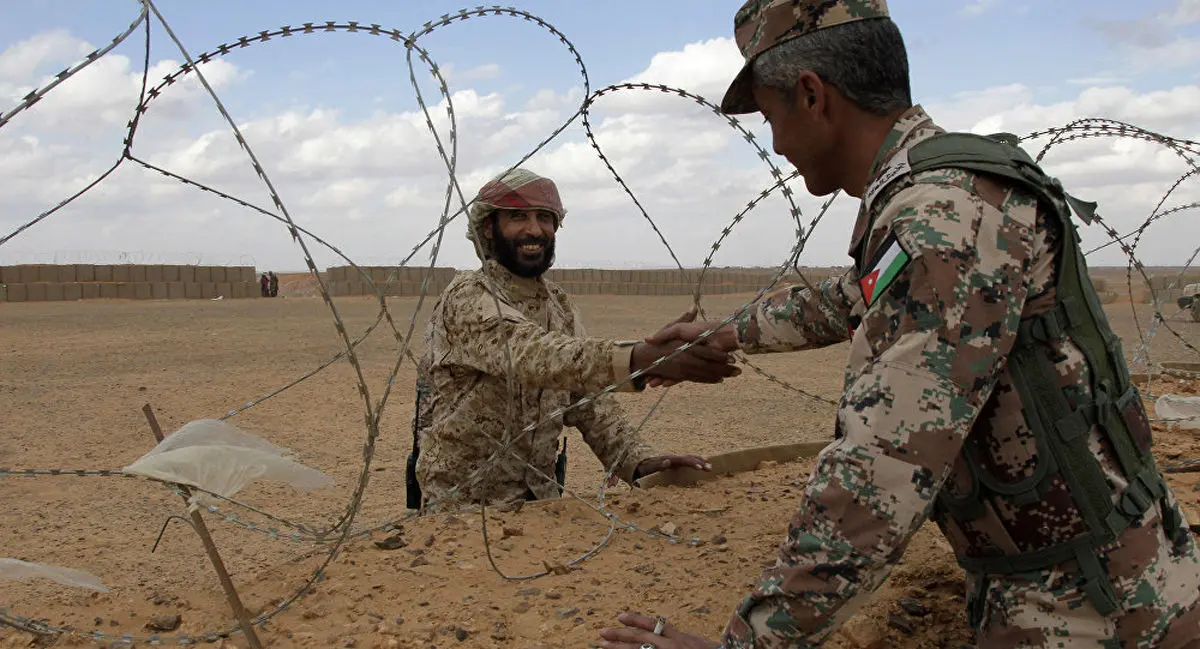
[269,271,279,298]
[260,272,269,297]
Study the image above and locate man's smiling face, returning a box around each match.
[487,208,558,278]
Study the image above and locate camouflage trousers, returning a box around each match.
[971,499,1200,648]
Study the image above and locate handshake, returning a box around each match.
[629,308,741,388]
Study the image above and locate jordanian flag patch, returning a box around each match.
[859,234,910,306]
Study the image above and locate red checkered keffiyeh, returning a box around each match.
[467,168,566,261]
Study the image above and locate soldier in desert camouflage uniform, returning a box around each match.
[408,168,737,513]
[599,2,1200,649]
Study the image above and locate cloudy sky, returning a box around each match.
[0,0,1197,272]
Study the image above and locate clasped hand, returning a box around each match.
[630,308,741,386]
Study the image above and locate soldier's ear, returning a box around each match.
[793,70,824,114]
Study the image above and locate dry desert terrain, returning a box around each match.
[2,276,1199,649]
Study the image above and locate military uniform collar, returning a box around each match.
[484,259,548,299]
[847,104,937,257]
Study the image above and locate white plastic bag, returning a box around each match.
[122,419,332,508]
[1155,395,1200,430]
[0,558,109,592]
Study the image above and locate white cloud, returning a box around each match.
[1169,0,1200,23]
[958,0,1002,18]
[622,37,743,100]
[0,32,1197,277]
[441,62,502,84]
[0,30,246,135]
[0,29,93,81]
[1087,0,1200,71]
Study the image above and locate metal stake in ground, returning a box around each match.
[141,403,265,649]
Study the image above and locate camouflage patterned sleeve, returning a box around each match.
[414,344,435,433]
[734,269,861,354]
[562,305,658,485]
[439,279,642,394]
[719,179,1036,648]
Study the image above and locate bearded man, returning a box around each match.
[407,168,737,513]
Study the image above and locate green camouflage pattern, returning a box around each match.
[732,0,891,60]
[414,260,655,512]
[969,490,1200,647]
[722,105,1200,647]
[722,0,891,113]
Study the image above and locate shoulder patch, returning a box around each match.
[859,232,911,307]
[863,153,912,213]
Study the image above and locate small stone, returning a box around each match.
[375,534,407,550]
[93,617,103,626]
[514,602,531,613]
[343,638,357,648]
[711,535,727,545]
[887,613,915,635]
[147,614,181,632]
[837,616,886,649]
[558,607,580,619]
[424,535,435,547]
[109,620,120,627]
[411,556,431,568]
[545,592,562,600]
[501,526,523,539]
[454,627,468,641]
[625,502,642,514]
[897,599,929,617]
[518,587,542,597]
[690,605,711,615]
[659,522,678,536]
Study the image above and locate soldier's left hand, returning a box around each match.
[599,612,719,649]
[635,455,711,478]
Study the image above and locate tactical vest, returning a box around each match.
[855,132,1178,624]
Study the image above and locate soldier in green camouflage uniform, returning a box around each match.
[599,2,1200,649]
[409,168,735,514]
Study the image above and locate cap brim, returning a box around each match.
[719,62,759,115]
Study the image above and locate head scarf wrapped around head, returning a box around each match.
[467,168,566,262]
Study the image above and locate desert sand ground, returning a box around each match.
[2,277,1199,649]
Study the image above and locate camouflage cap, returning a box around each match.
[720,0,891,115]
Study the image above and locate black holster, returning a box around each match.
[554,438,568,495]
[405,389,424,510]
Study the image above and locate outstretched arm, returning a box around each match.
[438,280,645,394]
[734,269,861,354]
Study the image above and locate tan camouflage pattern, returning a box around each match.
[721,105,1200,647]
[722,0,891,113]
[414,259,655,512]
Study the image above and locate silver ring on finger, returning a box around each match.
[653,616,666,635]
[640,644,657,649]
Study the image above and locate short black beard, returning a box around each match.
[491,218,555,278]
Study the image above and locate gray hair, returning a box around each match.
[751,18,911,116]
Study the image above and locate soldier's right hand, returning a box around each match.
[630,339,740,384]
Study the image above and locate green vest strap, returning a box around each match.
[899,131,1170,616]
